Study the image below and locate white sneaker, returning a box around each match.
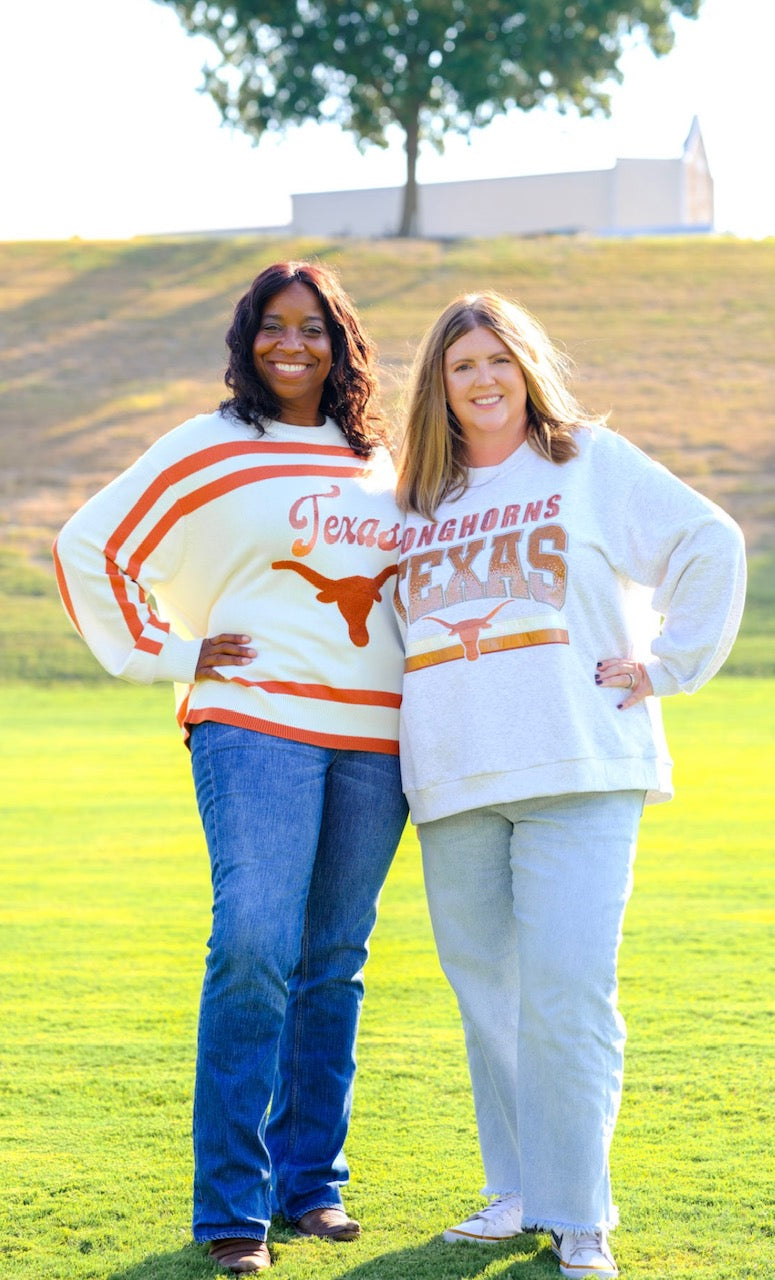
[550,1228,619,1277]
[443,1192,523,1243]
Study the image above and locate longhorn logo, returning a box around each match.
[272,560,398,647]
[425,599,512,660]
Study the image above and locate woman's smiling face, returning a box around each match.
[252,281,333,425]
[443,325,529,467]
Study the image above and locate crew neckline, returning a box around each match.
[467,439,528,484]
[264,415,339,437]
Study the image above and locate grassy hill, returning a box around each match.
[1,234,773,677]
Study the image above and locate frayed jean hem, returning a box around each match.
[527,1209,619,1234]
[195,1231,267,1244]
[287,1198,347,1224]
[480,1185,521,1198]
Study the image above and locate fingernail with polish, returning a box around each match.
[594,674,601,684]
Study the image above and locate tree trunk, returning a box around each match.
[397,109,420,237]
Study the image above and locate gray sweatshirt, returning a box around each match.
[395,425,746,824]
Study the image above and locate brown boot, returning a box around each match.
[209,1237,272,1272]
[294,1207,361,1241]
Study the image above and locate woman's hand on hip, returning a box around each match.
[196,634,256,681]
[595,659,653,710]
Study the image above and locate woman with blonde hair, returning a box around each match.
[399,290,591,519]
[394,291,745,1278]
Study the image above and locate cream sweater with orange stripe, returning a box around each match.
[54,410,405,754]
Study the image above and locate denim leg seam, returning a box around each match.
[273,901,311,1218]
[205,726,222,889]
[470,1013,522,1197]
[193,725,226,1228]
[286,904,310,1163]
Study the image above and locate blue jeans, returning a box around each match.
[419,790,644,1233]
[189,722,407,1242]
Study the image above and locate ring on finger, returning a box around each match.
[625,672,635,689]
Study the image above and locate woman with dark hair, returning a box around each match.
[54,261,408,1273]
[394,291,745,1279]
[221,261,380,455]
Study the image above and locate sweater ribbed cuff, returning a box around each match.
[644,660,681,698]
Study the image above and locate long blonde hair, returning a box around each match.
[396,291,606,519]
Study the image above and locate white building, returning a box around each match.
[292,117,713,239]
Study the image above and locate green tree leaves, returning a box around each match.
[155,1,701,234]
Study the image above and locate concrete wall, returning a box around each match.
[420,169,614,236]
[292,185,404,238]
[291,170,614,239]
[291,122,714,239]
[613,158,685,229]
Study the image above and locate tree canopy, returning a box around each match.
[156,0,701,236]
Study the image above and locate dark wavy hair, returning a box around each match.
[220,260,385,456]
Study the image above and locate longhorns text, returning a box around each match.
[396,495,567,625]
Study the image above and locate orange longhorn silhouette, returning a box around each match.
[425,599,512,660]
[272,560,398,647]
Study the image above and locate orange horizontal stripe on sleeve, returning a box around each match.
[164,440,360,476]
[105,472,177,565]
[105,555,144,641]
[226,677,402,708]
[160,440,361,495]
[135,635,165,655]
[125,463,363,579]
[105,553,172,647]
[52,538,82,635]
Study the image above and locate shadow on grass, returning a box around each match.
[106,1242,217,1280]
[106,1233,557,1280]
[322,1234,557,1279]
[326,1239,555,1280]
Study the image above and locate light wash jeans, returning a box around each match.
[190,722,408,1242]
[419,790,644,1233]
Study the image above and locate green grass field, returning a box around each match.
[1,679,772,1280]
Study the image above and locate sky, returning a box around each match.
[1,0,773,241]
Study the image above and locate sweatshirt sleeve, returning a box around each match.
[616,450,747,698]
[52,448,202,685]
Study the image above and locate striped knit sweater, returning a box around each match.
[53,410,404,754]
